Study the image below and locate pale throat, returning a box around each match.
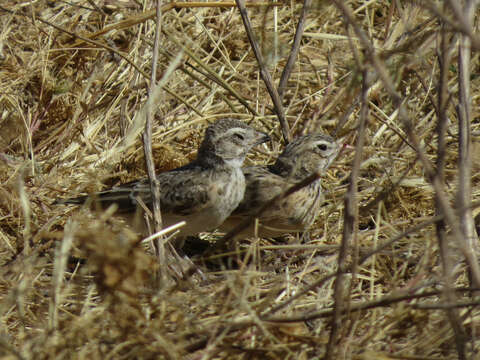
[223,157,245,168]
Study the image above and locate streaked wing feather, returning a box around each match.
[57,164,216,216]
[156,170,214,215]
[234,166,286,215]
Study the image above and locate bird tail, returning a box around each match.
[53,188,137,211]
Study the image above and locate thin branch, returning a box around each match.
[456,0,480,281]
[330,0,480,289]
[455,0,480,352]
[63,2,281,48]
[277,0,312,101]
[324,67,369,360]
[85,0,107,15]
[182,283,478,355]
[216,172,322,249]
[0,5,149,80]
[143,1,165,280]
[360,154,418,214]
[163,30,257,115]
[265,287,480,323]
[419,1,480,51]
[235,0,291,143]
[145,1,163,232]
[435,24,467,360]
[263,200,480,318]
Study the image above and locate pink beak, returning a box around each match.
[338,142,354,156]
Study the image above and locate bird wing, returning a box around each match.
[154,169,216,216]
[234,166,286,216]
[57,165,218,216]
[234,166,314,227]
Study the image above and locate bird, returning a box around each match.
[219,133,342,240]
[55,118,270,247]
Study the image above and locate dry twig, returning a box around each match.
[235,0,291,143]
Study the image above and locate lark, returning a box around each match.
[56,118,270,247]
[219,133,342,239]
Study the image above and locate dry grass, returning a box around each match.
[1,0,480,359]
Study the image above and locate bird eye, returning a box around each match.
[317,143,328,151]
[233,133,245,141]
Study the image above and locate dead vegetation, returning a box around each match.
[1,0,480,359]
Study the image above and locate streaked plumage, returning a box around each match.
[56,118,270,246]
[220,133,341,239]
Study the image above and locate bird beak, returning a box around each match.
[340,143,354,152]
[256,132,271,145]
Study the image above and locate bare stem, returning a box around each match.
[435,24,467,360]
[456,0,480,281]
[235,0,291,143]
[278,0,312,101]
[217,172,322,248]
[142,0,165,280]
[330,0,480,289]
[324,67,369,360]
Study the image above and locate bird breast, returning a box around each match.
[212,167,245,224]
